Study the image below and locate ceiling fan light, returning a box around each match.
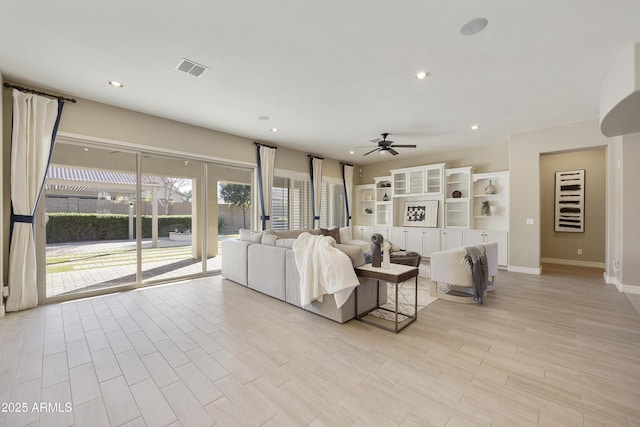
[379,149,389,155]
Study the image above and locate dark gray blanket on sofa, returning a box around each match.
[464,245,488,304]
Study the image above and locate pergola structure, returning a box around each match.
[45,165,185,249]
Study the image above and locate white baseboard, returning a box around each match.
[508,265,541,275]
[622,283,640,294]
[601,274,640,294]
[540,257,605,269]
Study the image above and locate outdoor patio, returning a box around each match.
[46,236,232,297]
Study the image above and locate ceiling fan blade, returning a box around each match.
[390,144,417,148]
[363,148,379,156]
[388,148,399,155]
[368,137,383,143]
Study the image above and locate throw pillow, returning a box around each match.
[339,226,352,243]
[239,229,263,243]
[320,228,341,244]
[261,232,280,246]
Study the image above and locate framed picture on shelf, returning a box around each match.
[402,200,438,227]
[554,169,585,232]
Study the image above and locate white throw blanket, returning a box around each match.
[292,232,360,308]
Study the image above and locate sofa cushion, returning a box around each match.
[344,239,372,253]
[275,238,296,249]
[320,228,341,243]
[239,229,263,243]
[334,243,364,267]
[268,229,306,239]
[221,239,252,286]
[247,244,287,300]
[261,232,280,246]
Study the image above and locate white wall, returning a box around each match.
[621,134,640,287]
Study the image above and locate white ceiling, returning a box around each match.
[2,1,640,164]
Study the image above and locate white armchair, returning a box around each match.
[429,242,498,304]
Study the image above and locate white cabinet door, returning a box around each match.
[423,229,441,258]
[389,227,407,248]
[485,231,508,266]
[440,229,463,250]
[463,230,508,267]
[463,230,485,246]
[406,228,424,254]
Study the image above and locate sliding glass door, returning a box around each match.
[40,139,254,303]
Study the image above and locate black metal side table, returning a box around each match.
[354,263,419,333]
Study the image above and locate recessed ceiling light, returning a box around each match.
[460,17,488,36]
[349,150,354,155]
[415,71,430,80]
[257,115,270,121]
[471,124,480,130]
[108,81,123,88]
[270,128,279,132]
[83,148,89,152]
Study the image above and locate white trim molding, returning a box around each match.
[603,273,640,294]
[541,257,605,269]
[508,265,542,275]
[624,284,640,295]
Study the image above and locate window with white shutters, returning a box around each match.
[271,176,289,230]
[271,175,312,230]
[320,181,346,229]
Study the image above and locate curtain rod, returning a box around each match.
[307,154,324,160]
[254,141,278,149]
[340,162,353,167]
[3,83,77,103]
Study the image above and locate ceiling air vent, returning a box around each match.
[175,58,208,77]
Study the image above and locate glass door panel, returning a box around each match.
[209,163,253,272]
[140,155,204,282]
[44,143,138,298]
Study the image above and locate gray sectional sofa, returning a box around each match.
[221,228,384,323]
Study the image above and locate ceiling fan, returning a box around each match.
[363,133,417,156]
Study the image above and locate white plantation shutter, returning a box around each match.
[320,182,346,229]
[292,178,311,230]
[271,176,289,230]
[270,176,311,230]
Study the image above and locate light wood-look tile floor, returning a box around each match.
[1,264,639,426]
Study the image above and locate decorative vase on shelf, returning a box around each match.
[383,193,389,201]
[484,180,496,195]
